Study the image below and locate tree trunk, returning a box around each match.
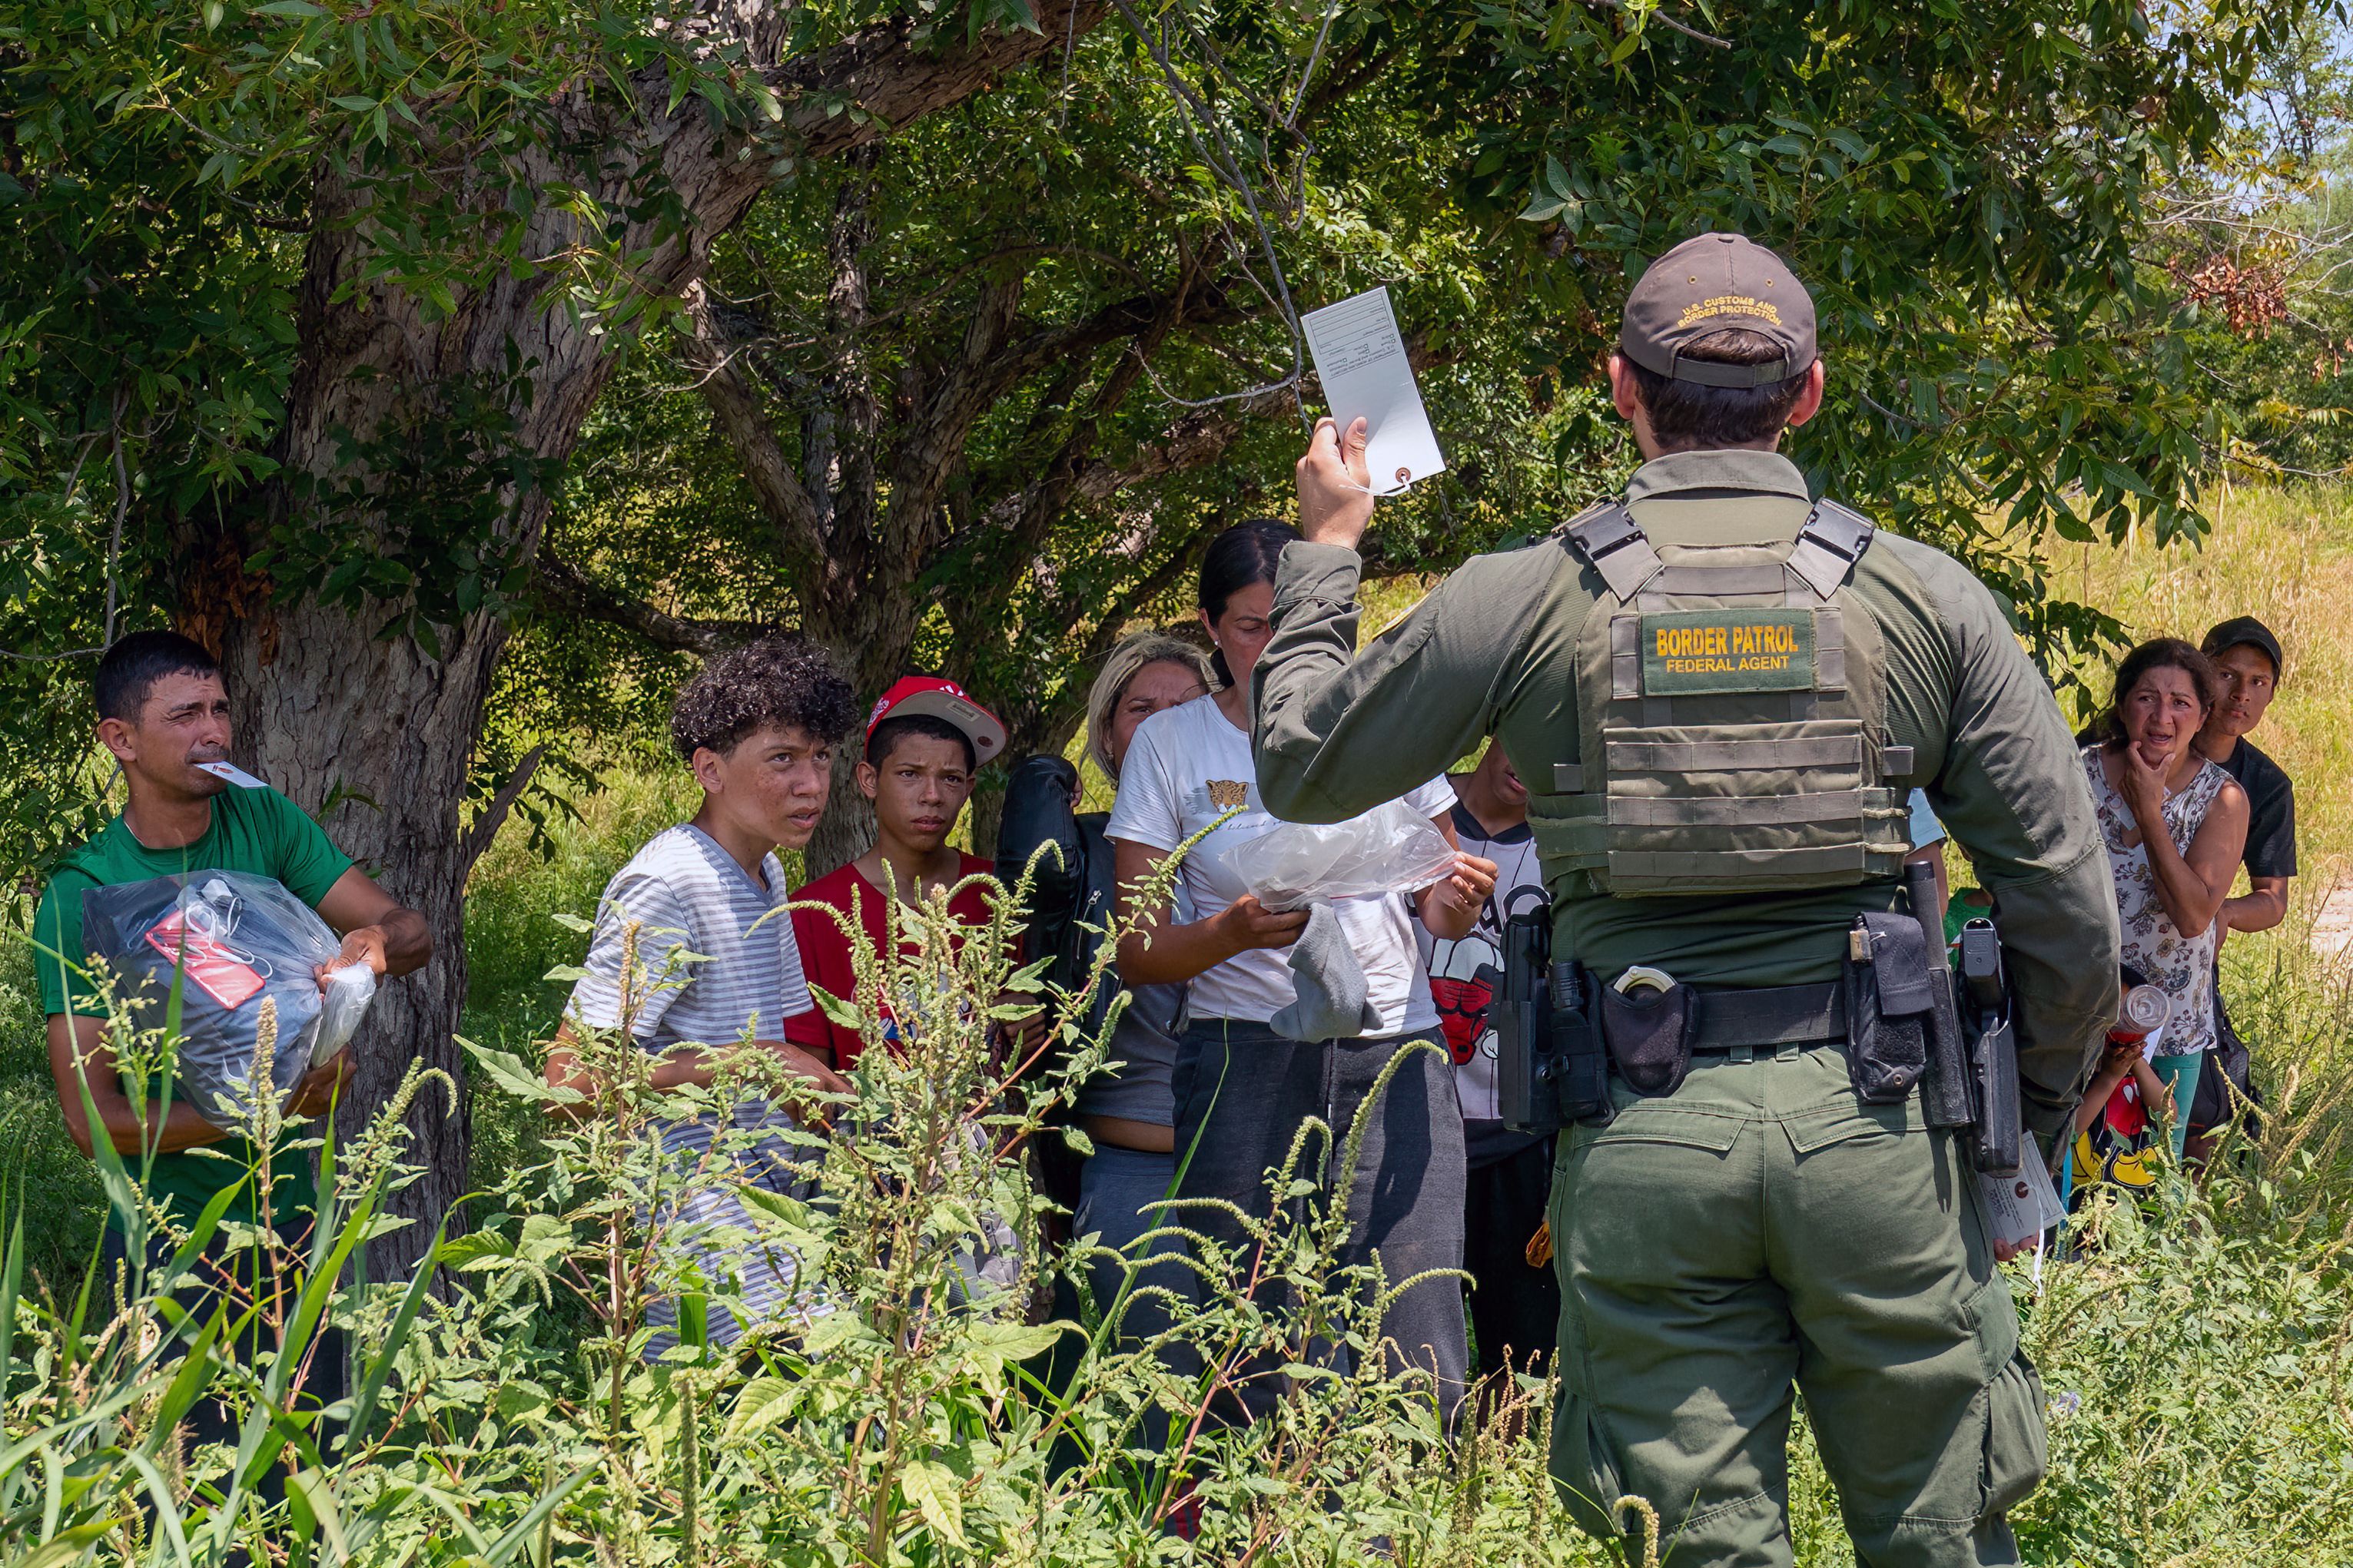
[216,597,503,1277]
[807,749,876,884]
[801,588,930,880]
[966,788,1004,866]
[174,0,1106,1274]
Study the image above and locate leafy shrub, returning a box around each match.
[13,833,2353,1564]
[2,858,1595,1566]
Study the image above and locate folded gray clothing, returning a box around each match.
[1269,902,1382,1042]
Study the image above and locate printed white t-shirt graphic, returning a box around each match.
[1415,801,1545,1128]
[1105,693,1455,1034]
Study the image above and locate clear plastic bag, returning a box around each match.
[1222,798,1458,912]
[80,870,379,1128]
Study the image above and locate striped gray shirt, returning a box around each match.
[566,824,820,1348]
[569,823,811,1049]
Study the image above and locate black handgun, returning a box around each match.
[1905,860,1976,1132]
[1496,906,1611,1133]
[1957,917,2022,1175]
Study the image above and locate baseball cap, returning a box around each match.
[2200,615,2285,679]
[1619,233,1817,388]
[865,675,1007,764]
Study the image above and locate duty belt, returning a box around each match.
[1684,981,1847,1052]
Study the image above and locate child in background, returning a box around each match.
[2069,970,2176,1202]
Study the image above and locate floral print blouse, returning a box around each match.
[2082,744,2230,1056]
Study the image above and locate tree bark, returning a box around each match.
[175,0,1110,1277]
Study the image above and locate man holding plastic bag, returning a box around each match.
[34,632,432,1465]
[35,632,432,1245]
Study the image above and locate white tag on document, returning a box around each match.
[195,761,270,790]
[1299,287,1445,496]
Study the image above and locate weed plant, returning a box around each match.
[1,849,1590,1565]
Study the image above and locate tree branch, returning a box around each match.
[824,147,884,557]
[460,743,548,870]
[684,283,830,568]
[884,268,1028,552]
[768,0,1115,162]
[536,553,773,658]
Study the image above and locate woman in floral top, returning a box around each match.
[2081,638,2248,1162]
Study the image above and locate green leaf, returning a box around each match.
[725,1374,802,1440]
[16,1523,119,1568]
[809,983,865,1029]
[460,1039,565,1103]
[899,1458,969,1547]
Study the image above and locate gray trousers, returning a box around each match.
[1172,1019,1469,1425]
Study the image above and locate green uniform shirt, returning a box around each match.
[34,784,354,1232]
[1253,447,2118,1136]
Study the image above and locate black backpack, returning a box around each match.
[994,754,1120,1043]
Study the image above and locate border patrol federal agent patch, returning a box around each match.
[1642,609,1815,694]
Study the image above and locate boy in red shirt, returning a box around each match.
[786,678,1007,1067]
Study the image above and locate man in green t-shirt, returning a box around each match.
[35,631,433,1241]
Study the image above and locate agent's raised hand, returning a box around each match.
[1296,416,1375,548]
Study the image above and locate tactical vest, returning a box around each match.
[1525,498,1914,897]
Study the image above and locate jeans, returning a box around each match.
[1074,1144,1200,1452]
[1171,1018,1469,1427]
[1074,1145,1196,1341]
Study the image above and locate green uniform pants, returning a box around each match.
[1548,1043,2046,1567]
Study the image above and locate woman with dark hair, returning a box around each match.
[1104,519,1495,1427]
[2083,637,2248,1164]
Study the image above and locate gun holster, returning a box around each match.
[1958,918,2023,1175]
[1496,907,1611,1134]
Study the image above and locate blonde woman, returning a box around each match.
[997,632,1213,1354]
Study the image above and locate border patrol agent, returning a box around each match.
[1251,234,2118,1566]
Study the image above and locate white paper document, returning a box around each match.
[1976,1140,2063,1255]
[196,761,270,790]
[1299,287,1445,496]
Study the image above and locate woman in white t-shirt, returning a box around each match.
[1105,519,1495,1426]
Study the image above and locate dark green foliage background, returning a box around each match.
[5,0,2337,882]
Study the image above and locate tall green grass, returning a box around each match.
[0,939,102,1285]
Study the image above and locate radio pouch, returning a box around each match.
[1844,913,1930,1104]
[1597,981,1694,1098]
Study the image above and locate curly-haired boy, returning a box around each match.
[544,633,858,1351]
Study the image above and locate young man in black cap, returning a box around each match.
[2189,615,2295,1155]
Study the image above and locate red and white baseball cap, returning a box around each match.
[865,675,1007,764]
